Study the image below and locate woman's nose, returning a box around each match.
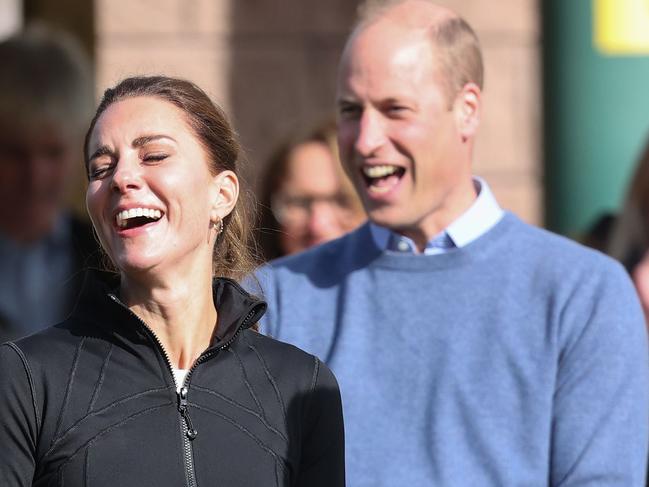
[110,158,142,193]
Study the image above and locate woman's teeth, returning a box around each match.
[116,208,162,228]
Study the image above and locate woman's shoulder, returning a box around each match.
[237,329,339,393]
[2,316,101,372]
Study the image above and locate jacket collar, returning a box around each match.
[71,270,267,347]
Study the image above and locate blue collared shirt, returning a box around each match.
[369,177,504,255]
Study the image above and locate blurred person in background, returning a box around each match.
[609,135,649,322]
[0,25,99,342]
[257,120,365,260]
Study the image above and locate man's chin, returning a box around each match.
[367,209,407,231]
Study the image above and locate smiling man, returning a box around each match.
[253,1,649,485]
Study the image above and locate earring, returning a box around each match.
[214,218,224,236]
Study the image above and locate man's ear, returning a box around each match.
[209,170,239,224]
[453,82,481,142]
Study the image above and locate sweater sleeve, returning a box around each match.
[0,343,39,487]
[551,262,649,486]
[251,265,279,338]
[295,358,345,487]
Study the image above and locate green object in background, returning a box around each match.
[543,0,649,237]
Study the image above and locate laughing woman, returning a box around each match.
[0,76,344,487]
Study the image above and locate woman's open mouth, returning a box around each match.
[115,208,163,230]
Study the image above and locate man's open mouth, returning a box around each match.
[361,165,405,194]
[115,208,163,230]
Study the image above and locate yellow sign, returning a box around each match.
[594,0,649,54]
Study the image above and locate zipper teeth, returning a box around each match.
[181,305,259,387]
[108,294,176,381]
[108,293,197,487]
[182,421,197,487]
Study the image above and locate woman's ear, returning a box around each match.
[453,82,481,142]
[209,170,239,224]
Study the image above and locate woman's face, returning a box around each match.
[274,141,364,255]
[86,96,236,277]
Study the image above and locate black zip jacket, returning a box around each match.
[0,272,345,486]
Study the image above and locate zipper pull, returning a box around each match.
[178,387,198,440]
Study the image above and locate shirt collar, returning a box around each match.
[369,176,504,254]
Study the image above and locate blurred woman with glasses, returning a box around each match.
[257,120,365,260]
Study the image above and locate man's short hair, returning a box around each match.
[356,0,484,103]
[0,24,93,135]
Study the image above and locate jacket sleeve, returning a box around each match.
[550,262,649,486]
[295,358,345,487]
[0,343,39,487]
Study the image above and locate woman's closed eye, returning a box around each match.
[142,153,169,163]
[88,161,114,180]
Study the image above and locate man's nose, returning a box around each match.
[354,111,386,157]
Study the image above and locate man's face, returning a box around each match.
[336,23,474,243]
[0,120,75,242]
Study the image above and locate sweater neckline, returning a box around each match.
[356,212,519,271]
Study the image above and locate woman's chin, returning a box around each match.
[112,254,161,278]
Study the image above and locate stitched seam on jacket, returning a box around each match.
[87,343,113,413]
[274,457,281,487]
[191,402,289,475]
[44,387,170,457]
[5,342,41,433]
[84,446,90,485]
[247,341,287,425]
[309,356,319,395]
[52,337,86,447]
[55,403,170,473]
[191,384,288,442]
[301,356,320,441]
[227,347,265,417]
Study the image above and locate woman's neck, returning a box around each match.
[120,269,217,369]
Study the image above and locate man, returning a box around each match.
[0,26,99,342]
[253,1,649,485]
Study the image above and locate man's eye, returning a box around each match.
[339,105,361,119]
[387,105,408,116]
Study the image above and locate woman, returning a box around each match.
[257,121,365,260]
[0,76,344,486]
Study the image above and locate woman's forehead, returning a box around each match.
[90,96,192,145]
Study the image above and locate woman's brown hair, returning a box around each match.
[84,75,258,281]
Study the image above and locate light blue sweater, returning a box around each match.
[253,213,649,486]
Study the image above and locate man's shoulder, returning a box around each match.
[505,214,628,280]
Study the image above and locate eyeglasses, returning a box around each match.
[271,193,358,225]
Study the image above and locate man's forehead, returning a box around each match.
[337,25,440,97]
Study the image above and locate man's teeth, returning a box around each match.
[115,208,162,228]
[363,165,400,178]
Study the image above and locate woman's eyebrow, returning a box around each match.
[132,134,177,148]
[88,145,113,161]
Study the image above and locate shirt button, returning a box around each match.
[397,241,410,252]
